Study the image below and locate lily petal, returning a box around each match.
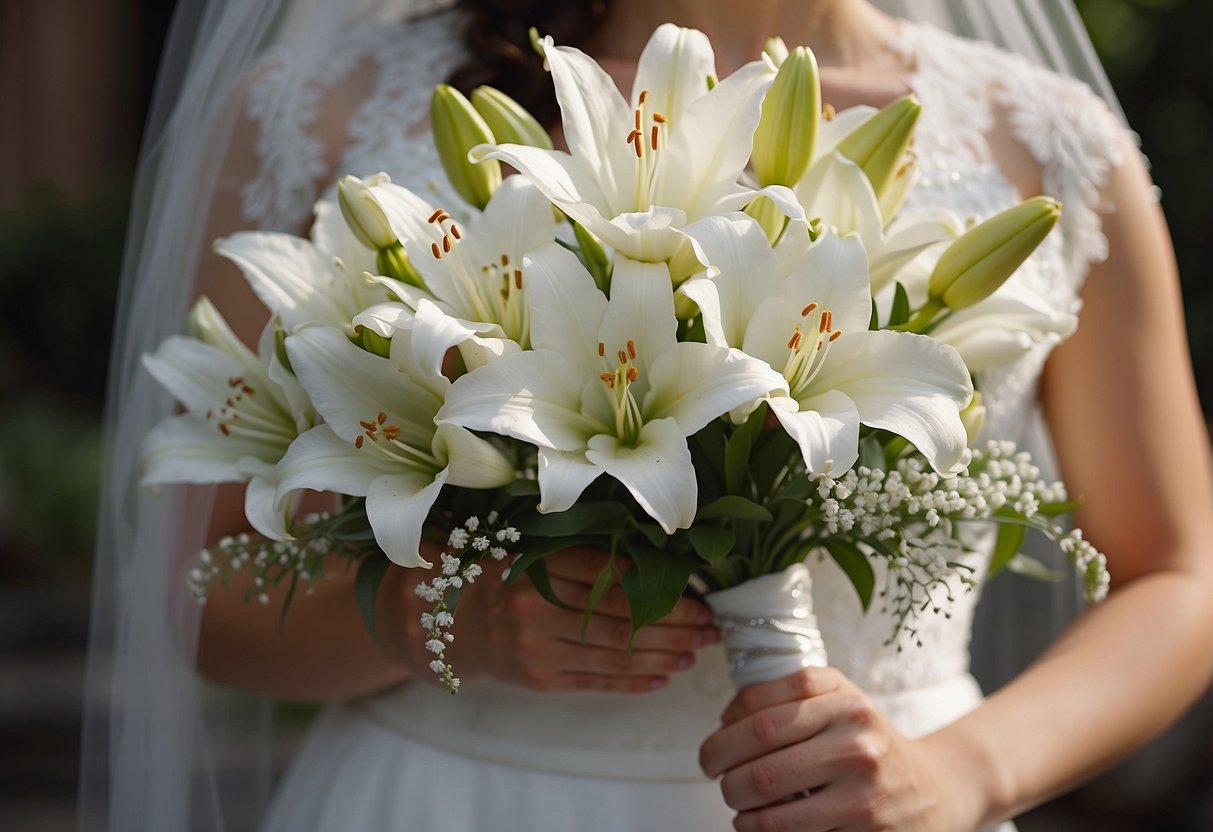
[522,244,607,377]
[537,448,603,514]
[140,415,267,486]
[679,214,780,348]
[645,342,788,435]
[273,425,395,506]
[586,417,696,533]
[215,232,348,330]
[784,231,873,333]
[433,423,516,489]
[770,389,861,474]
[809,330,972,474]
[366,470,445,568]
[598,257,679,376]
[633,23,716,125]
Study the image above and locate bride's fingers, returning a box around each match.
[731,783,843,832]
[545,577,717,630]
[550,640,697,677]
[717,732,844,812]
[719,667,845,726]
[572,609,716,654]
[699,696,837,778]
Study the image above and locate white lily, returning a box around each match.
[787,150,963,293]
[276,323,515,568]
[681,216,972,475]
[141,298,310,538]
[438,243,787,533]
[215,213,388,333]
[352,176,556,364]
[470,24,801,267]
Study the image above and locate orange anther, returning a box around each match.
[801,303,817,317]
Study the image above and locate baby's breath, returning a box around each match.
[414,514,521,693]
[808,440,1110,644]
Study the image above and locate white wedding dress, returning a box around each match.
[241,8,1128,830]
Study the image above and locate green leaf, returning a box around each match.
[631,520,669,548]
[888,282,911,327]
[687,526,735,564]
[1036,499,1083,516]
[515,502,629,536]
[581,556,617,640]
[749,431,796,499]
[503,478,541,497]
[1006,553,1063,582]
[857,434,886,472]
[278,571,300,636]
[697,495,773,523]
[692,420,728,478]
[824,539,875,611]
[504,536,591,585]
[355,555,391,643]
[868,297,879,331]
[620,545,696,646]
[525,559,577,610]
[988,521,1027,577]
[724,405,766,494]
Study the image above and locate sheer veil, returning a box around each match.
[80,0,1127,828]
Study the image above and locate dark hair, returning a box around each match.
[449,0,611,127]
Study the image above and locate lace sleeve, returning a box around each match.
[238,10,466,233]
[996,69,1131,285]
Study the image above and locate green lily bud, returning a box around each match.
[835,94,921,199]
[337,174,397,250]
[960,391,986,444]
[431,83,501,210]
[751,46,821,187]
[375,242,426,289]
[572,221,612,294]
[929,196,1062,310]
[273,321,294,375]
[763,37,790,68]
[356,324,392,359]
[471,86,553,151]
[743,195,786,245]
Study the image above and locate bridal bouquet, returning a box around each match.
[146,24,1108,692]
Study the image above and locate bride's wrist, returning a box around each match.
[918,724,1015,831]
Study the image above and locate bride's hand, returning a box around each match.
[699,668,981,832]
[382,546,720,693]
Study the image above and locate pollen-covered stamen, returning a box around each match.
[352,409,440,469]
[782,302,844,397]
[823,103,837,121]
[597,340,645,445]
[422,208,530,345]
[208,374,294,443]
[625,89,670,212]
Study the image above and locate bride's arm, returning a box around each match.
[699,140,1213,830]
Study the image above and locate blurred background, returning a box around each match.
[0,0,1208,828]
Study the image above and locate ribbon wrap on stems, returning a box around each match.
[704,563,829,689]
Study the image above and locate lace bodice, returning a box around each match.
[239,8,1127,747]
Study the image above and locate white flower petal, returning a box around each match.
[433,423,516,489]
[810,331,972,474]
[440,351,602,452]
[784,231,873,333]
[537,448,603,514]
[661,60,772,217]
[679,214,780,348]
[645,342,787,436]
[286,326,440,447]
[930,290,1077,372]
[472,175,559,265]
[243,469,291,541]
[215,232,349,330]
[312,193,376,278]
[633,24,716,124]
[521,244,607,374]
[586,417,696,533]
[143,337,246,416]
[771,389,861,474]
[598,257,679,375]
[366,470,445,568]
[273,425,393,506]
[139,415,264,486]
[793,152,883,252]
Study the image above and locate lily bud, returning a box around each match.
[432,83,502,210]
[187,295,243,355]
[356,324,392,359]
[835,95,921,199]
[375,242,426,290]
[960,391,986,444]
[337,174,397,250]
[763,37,790,68]
[751,46,821,187]
[471,86,553,151]
[929,196,1062,310]
[743,195,786,244]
